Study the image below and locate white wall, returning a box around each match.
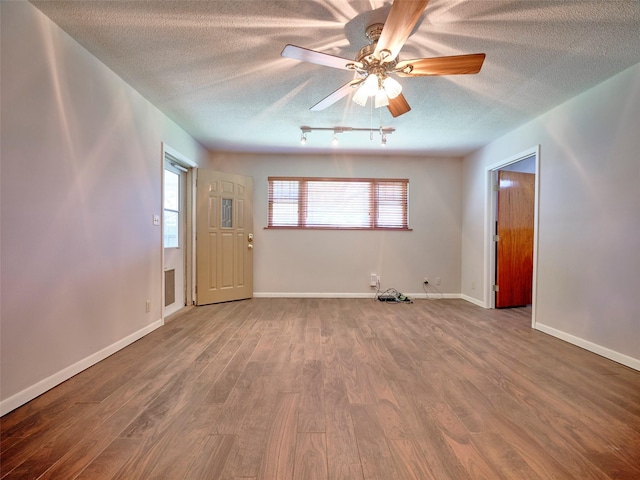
[0,1,207,414]
[208,152,463,298]
[462,63,640,368]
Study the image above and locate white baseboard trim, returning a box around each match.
[408,293,461,300]
[460,294,488,308]
[254,292,372,299]
[254,292,461,300]
[535,322,640,372]
[0,319,163,416]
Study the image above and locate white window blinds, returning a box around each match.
[268,177,409,230]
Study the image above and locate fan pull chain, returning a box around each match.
[370,99,374,140]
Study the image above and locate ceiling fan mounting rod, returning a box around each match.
[349,23,401,76]
[347,39,399,79]
[365,23,384,43]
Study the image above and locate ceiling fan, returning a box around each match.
[282,0,485,117]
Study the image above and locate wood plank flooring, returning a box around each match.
[2,298,640,479]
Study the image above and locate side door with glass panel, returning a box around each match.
[164,163,186,315]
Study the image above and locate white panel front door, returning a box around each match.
[196,170,253,305]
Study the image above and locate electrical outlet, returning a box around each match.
[423,277,429,284]
[435,277,441,285]
[370,273,377,287]
[471,281,476,290]
[146,299,151,313]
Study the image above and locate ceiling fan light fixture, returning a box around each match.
[383,76,402,99]
[352,85,369,106]
[363,74,379,95]
[375,89,389,108]
[354,73,388,107]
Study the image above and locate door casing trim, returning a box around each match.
[484,145,540,329]
[161,143,197,323]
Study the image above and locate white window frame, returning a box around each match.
[267,177,410,230]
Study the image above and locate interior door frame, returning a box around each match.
[161,143,197,323]
[484,145,540,328]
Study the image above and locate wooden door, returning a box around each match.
[196,170,253,305]
[495,171,535,308]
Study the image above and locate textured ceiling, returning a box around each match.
[30,0,640,156]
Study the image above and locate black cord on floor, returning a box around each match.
[372,279,381,301]
[376,287,412,304]
[422,281,444,300]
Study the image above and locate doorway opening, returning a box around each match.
[162,144,196,320]
[485,146,540,328]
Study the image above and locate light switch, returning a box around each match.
[153,214,160,226]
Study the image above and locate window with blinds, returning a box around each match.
[268,177,409,230]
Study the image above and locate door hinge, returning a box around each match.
[493,234,500,242]
[493,184,499,192]
[492,285,499,292]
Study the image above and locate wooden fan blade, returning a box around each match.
[374,0,430,62]
[396,53,486,76]
[282,44,361,70]
[310,79,363,111]
[387,93,411,117]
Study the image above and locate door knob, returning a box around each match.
[248,244,254,249]
[248,233,254,242]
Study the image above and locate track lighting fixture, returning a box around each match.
[299,125,395,147]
